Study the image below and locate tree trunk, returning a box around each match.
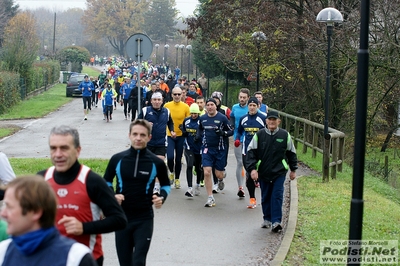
[380,127,397,152]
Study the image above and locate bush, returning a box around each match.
[24,60,61,94]
[0,71,20,114]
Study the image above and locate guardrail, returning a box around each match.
[271,108,345,181]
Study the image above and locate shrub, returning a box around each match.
[0,71,20,114]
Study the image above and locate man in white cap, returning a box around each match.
[138,92,175,193]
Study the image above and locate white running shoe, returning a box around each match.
[204,197,216,207]
[212,184,220,193]
[194,186,201,196]
[185,188,194,197]
[261,220,272,229]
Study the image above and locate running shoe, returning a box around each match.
[185,188,193,197]
[169,173,174,185]
[212,184,220,193]
[237,187,245,198]
[247,198,257,209]
[84,116,87,120]
[261,220,272,229]
[200,180,205,187]
[271,222,282,233]
[204,197,216,207]
[218,179,225,191]
[174,179,181,189]
[194,186,201,196]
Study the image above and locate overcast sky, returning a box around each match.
[15,0,199,17]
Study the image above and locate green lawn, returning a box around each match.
[284,147,400,265]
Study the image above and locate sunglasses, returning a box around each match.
[173,93,182,96]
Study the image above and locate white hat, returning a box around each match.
[151,92,163,99]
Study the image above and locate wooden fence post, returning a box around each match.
[323,134,331,182]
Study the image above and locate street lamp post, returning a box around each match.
[179,44,185,74]
[164,44,169,65]
[186,45,192,80]
[251,31,267,92]
[155,44,159,64]
[316,7,344,137]
[175,44,179,67]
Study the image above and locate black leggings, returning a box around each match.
[184,149,203,187]
[105,105,113,119]
[243,154,256,198]
[115,219,154,266]
[123,99,131,117]
[130,103,138,121]
[92,92,99,105]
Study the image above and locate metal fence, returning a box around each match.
[273,108,345,181]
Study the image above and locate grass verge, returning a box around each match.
[0,83,73,120]
[283,145,400,265]
[0,66,100,138]
[9,158,109,176]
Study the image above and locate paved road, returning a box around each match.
[0,97,292,265]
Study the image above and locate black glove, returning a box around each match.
[194,135,200,142]
[178,124,183,131]
[215,128,226,137]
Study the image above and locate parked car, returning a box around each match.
[66,73,88,97]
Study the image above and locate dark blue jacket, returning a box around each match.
[0,229,96,266]
[182,116,202,154]
[138,106,174,147]
[236,112,267,154]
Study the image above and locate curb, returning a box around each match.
[271,177,299,266]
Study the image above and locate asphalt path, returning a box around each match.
[0,97,290,265]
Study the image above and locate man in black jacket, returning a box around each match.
[103,119,170,266]
[244,110,297,233]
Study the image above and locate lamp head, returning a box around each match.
[316,7,343,26]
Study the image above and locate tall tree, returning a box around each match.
[0,0,19,46]
[83,0,148,56]
[143,0,178,42]
[1,12,39,76]
[183,0,361,132]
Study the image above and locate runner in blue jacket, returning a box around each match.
[79,75,94,120]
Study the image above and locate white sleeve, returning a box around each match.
[66,243,92,266]
[0,153,16,185]
[0,239,12,265]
